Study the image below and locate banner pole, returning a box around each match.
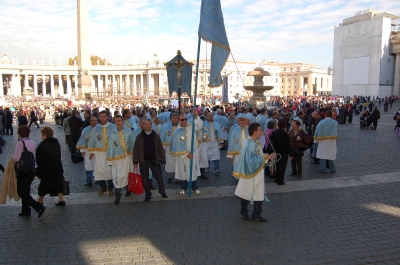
[188,36,202,197]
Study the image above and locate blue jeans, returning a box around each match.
[240,199,262,219]
[86,170,94,184]
[320,159,335,172]
[181,180,199,191]
[208,160,220,171]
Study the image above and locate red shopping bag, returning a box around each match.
[128,170,144,195]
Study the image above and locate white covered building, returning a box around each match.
[333,9,400,97]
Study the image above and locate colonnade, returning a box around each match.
[0,71,168,97]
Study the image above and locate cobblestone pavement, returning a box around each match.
[1,182,400,265]
[1,103,400,264]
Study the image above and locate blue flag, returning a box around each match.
[198,0,230,88]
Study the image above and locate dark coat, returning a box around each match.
[17,115,28,126]
[268,129,291,156]
[36,137,64,195]
[68,115,83,137]
[132,130,166,165]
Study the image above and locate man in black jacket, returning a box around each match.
[68,109,83,157]
[132,119,167,202]
[28,107,40,128]
[5,108,13,135]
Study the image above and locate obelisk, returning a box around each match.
[77,0,91,99]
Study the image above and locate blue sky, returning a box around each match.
[0,0,399,68]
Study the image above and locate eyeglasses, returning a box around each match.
[180,118,187,121]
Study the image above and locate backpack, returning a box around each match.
[14,140,36,176]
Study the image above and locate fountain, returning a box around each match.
[244,66,274,105]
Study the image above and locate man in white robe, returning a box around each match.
[160,113,180,183]
[233,123,274,222]
[202,112,224,174]
[314,110,338,173]
[170,114,203,195]
[88,110,117,196]
[107,115,134,204]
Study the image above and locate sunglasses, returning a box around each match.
[180,118,187,121]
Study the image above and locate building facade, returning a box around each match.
[333,9,400,97]
[1,53,332,99]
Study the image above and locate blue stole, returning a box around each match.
[218,116,229,130]
[202,121,223,142]
[232,138,265,179]
[227,126,249,155]
[169,125,191,156]
[228,123,239,143]
[76,126,94,150]
[87,122,116,152]
[152,123,162,135]
[131,128,142,147]
[160,121,178,146]
[106,127,134,161]
[314,118,339,140]
[256,114,268,132]
[123,116,138,130]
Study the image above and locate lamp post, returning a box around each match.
[3,77,11,95]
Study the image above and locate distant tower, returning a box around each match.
[77,0,91,99]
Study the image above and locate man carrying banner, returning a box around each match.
[169,113,203,195]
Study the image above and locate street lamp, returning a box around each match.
[3,77,11,95]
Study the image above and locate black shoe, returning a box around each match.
[38,206,46,218]
[174,181,181,185]
[150,185,156,190]
[161,193,168,198]
[0,164,4,173]
[253,216,268,222]
[290,173,297,176]
[199,175,208,179]
[242,214,251,221]
[277,182,286,185]
[125,191,131,196]
[84,183,93,187]
[330,170,337,173]
[18,212,31,217]
[143,198,151,202]
[167,178,173,183]
[114,198,120,205]
[55,201,66,206]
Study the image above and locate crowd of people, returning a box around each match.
[3,93,399,221]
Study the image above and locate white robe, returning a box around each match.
[198,143,209,168]
[315,139,337,160]
[205,131,220,161]
[174,122,202,181]
[81,148,93,171]
[109,156,133,189]
[164,146,176,173]
[235,166,264,201]
[92,151,112,181]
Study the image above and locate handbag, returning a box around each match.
[128,170,144,195]
[50,179,70,196]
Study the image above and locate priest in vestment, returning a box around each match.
[169,114,203,195]
[106,115,134,204]
[233,123,274,222]
[88,111,116,196]
[76,116,97,187]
